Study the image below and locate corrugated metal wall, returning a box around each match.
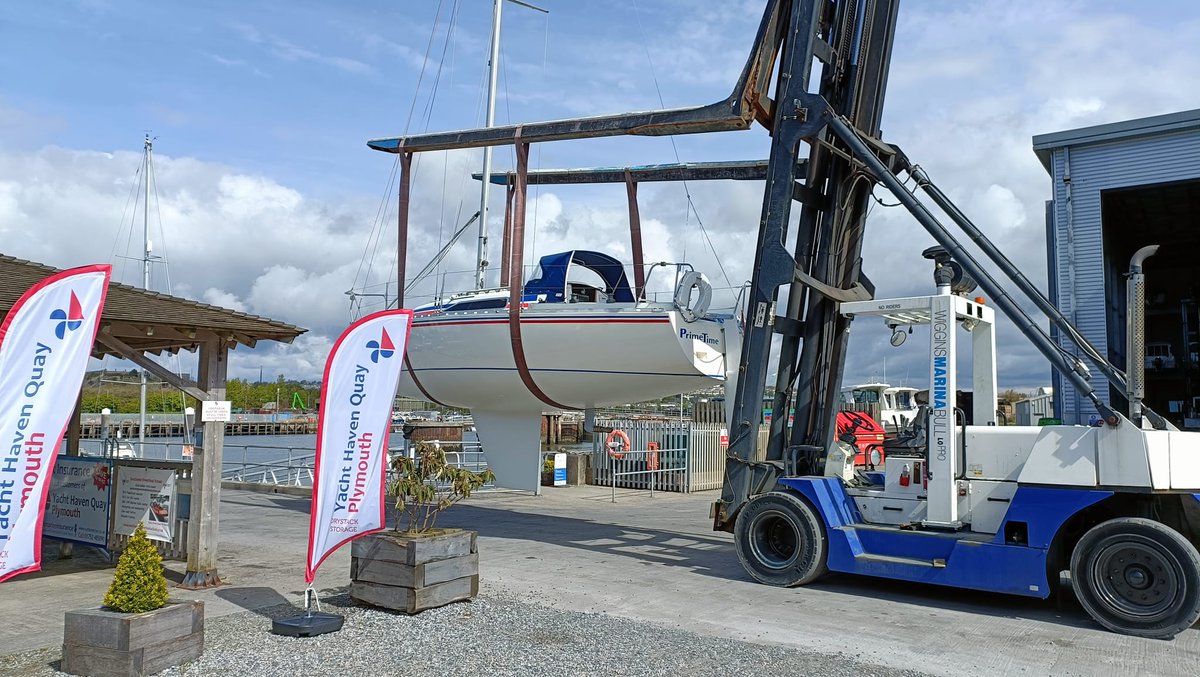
[1047,129,1200,422]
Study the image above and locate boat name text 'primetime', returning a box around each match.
[679,328,721,346]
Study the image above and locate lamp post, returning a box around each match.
[100,408,112,457]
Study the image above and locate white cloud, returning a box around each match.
[3,0,1198,399]
[0,146,383,378]
[201,288,246,312]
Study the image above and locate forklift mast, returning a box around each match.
[713,0,902,530]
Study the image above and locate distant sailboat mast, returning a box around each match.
[473,0,547,290]
[139,134,154,452]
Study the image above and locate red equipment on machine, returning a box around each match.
[835,411,885,468]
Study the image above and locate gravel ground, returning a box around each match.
[1,585,927,677]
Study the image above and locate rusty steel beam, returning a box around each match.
[474,159,774,186]
[367,0,788,155]
[500,183,515,288]
[624,170,646,299]
[396,152,413,308]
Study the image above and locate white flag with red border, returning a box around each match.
[306,309,413,583]
[0,265,110,583]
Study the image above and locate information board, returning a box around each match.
[43,457,112,548]
[114,466,176,543]
[201,400,232,422]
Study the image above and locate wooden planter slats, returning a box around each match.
[62,600,203,677]
[349,530,479,614]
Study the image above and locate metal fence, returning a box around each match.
[592,418,768,494]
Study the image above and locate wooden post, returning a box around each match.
[60,392,84,559]
[182,339,228,588]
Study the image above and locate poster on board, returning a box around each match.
[43,457,112,548]
[114,466,176,543]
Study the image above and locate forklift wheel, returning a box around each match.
[735,491,828,587]
[1070,517,1200,639]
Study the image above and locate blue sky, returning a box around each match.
[2,1,766,195]
[2,0,1199,388]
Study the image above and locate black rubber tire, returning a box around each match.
[734,491,828,587]
[1070,517,1200,639]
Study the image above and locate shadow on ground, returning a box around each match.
[434,502,1103,633]
[219,487,1110,634]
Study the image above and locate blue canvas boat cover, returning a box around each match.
[523,250,635,303]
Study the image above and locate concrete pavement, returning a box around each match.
[3,485,1199,675]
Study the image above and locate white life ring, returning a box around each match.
[674,271,712,322]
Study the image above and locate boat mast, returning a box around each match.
[475,0,547,291]
[474,0,503,290]
[140,134,153,453]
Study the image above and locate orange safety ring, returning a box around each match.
[647,441,660,471]
[606,429,631,459]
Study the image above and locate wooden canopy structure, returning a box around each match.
[0,254,304,356]
[0,253,306,588]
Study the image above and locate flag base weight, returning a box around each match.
[271,611,344,637]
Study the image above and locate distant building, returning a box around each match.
[1034,109,1200,426]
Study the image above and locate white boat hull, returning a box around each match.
[398,302,732,490]
[399,304,728,410]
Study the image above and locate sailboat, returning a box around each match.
[104,134,187,458]
[363,3,746,491]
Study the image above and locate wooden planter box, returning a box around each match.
[62,600,203,677]
[349,529,479,614]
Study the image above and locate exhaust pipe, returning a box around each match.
[1127,245,1159,425]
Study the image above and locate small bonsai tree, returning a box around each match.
[389,442,495,533]
[103,522,169,613]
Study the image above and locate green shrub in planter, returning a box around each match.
[390,442,495,533]
[103,522,169,613]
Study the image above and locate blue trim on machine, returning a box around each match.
[778,477,1112,599]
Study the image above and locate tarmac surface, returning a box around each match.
[3,484,1200,675]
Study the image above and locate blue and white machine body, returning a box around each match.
[781,285,1200,599]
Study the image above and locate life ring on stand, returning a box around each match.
[674,271,712,322]
[647,441,660,471]
[606,429,631,459]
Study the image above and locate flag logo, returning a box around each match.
[366,328,395,363]
[50,291,85,339]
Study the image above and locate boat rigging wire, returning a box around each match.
[110,154,144,281]
[353,0,466,317]
[631,0,734,296]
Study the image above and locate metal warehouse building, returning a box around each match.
[1034,109,1200,425]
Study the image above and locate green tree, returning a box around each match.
[103,523,170,613]
[999,389,1027,405]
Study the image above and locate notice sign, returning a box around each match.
[201,400,231,422]
[720,428,729,447]
[552,452,567,486]
[43,457,112,548]
[114,467,176,543]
